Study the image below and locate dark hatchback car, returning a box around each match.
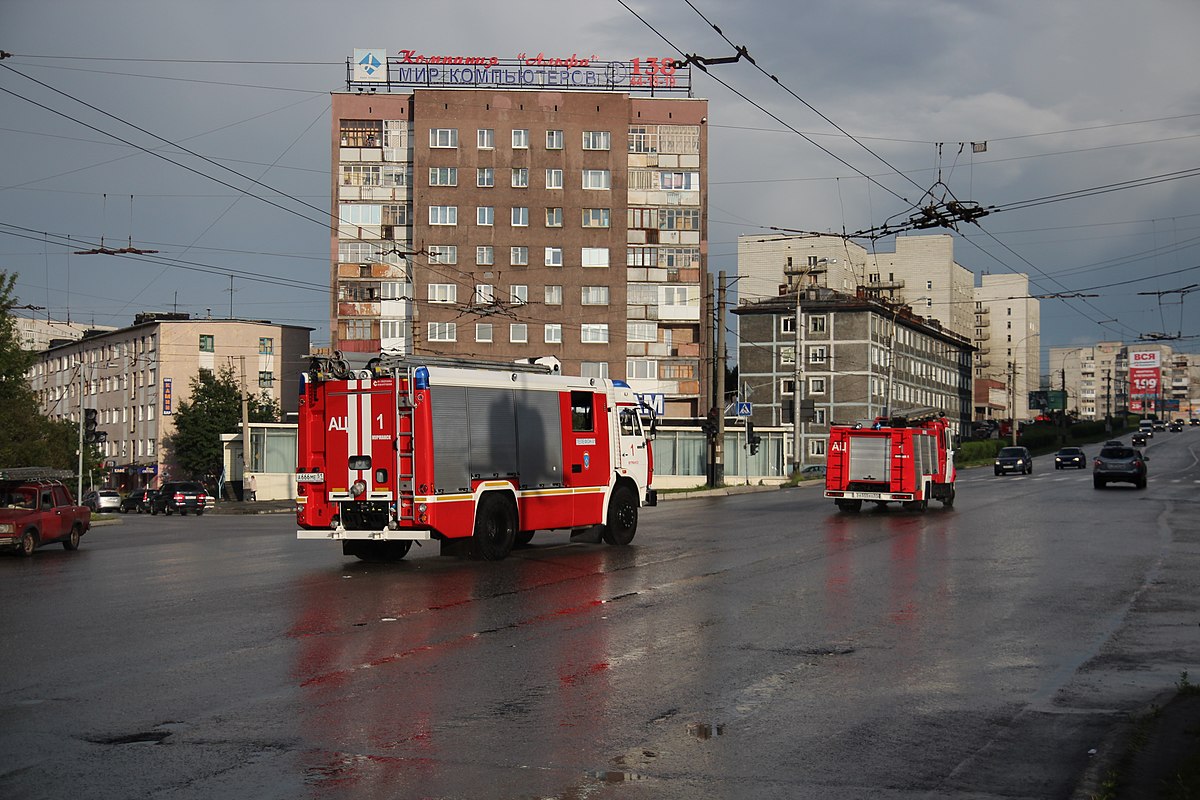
[119,488,153,513]
[994,446,1033,475]
[149,481,209,516]
[1131,432,1149,447]
[1053,446,1087,470]
[1093,445,1148,489]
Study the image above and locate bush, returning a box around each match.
[957,439,1003,463]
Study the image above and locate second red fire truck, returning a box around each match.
[823,410,956,512]
[296,354,656,561]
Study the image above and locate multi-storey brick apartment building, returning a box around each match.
[331,49,709,417]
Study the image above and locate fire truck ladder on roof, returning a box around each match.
[370,354,554,376]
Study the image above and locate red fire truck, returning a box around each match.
[823,410,956,512]
[296,354,656,561]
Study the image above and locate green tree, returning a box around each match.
[0,271,85,470]
[163,364,280,480]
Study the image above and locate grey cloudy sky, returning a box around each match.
[2,0,1198,357]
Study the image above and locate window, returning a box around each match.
[511,207,529,227]
[627,359,657,379]
[476,323,493,343]
[582,208,610,228]
[339,204,382,225]
[429,128,458,148]
[544,247,563,267]
[926,280,933,290]
[628,246,656,266]
[661,285,688,306]
[581,323,609,343]
[511,168,529,188]
[429,167,457,186]
[545,169,563,189]
[809,315,827,333]
[571,390,595,430]
[477,128,494,149]
[809,346,827,364]
[660,171,699,190]
[427,245,457,264]
[782,317,796,334]
[477,206,494,226]
[258,371,274,388]
[258,337,274,355]
[510,285,528,305]
[659,208,700,230]
[474,284,494,304]
[628,321,657,342]
[510,246,529,266]
[199,334,214,353]
[627,284,656,305]
[512,128,529,148]
[546,130,564,149]
[544,285,563,305]
[582,247,609,267]
[809,439,826,457]
[581,362,609,379]
[582,130,611,150]
[545,207,563,227]
[429,206,458,225]
[340,119,383,147]
[780,346,796,365]
[510,324,528,343]
[380,319,405,339]
[809,377,827,394]
[428,322,457,341]
[343,319,372,340]
[476,246,494,265]
[582,169,611,190]
[429,283,457,303]
[781,378,796,395]
[477,168,494,187]
[545,324,562,344]
[581,286,610,305]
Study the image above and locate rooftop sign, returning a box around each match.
[349,48,691,95]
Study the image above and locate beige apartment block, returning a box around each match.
[26,314,310,491]
[975,273,1040,420]
[736,233,974,340]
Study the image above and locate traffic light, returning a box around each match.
[701,407,719,438]
[747,421,762,456]
[83,408,98,443]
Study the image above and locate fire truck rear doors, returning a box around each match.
[327,379,396,502]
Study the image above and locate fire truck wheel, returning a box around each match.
[602,485,638,546]
[346,540,412,562]
[942,487,955,507]
[835,500,862,513]
[472,494,516,560]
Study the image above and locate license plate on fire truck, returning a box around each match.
[296,472,325,483]
[846,491,884,500]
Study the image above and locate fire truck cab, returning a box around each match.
[296,354,656,561]
[823,410,956,513]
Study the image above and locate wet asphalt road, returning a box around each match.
[2,430,1200,799]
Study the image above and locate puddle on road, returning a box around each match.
[587,769,649,783]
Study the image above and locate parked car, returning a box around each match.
[1053,447,1087,470]
[149,481,209,516]
[1131,432,1149,447]
[994,446,1033,475]
[1093,444,1148,489]
[82,489,121,512]
[0,478,91,555]
[119,488,153,514]
[799,464,826,479]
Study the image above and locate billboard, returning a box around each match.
[1129,350,1161,399]
[346,49,693,94]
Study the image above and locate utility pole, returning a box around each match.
[239,356,251,488]
[77,354,84,500]
[1010,360,1019,445]
[713,271,727,487]
[792,283,804,474]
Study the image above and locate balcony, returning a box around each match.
[862,277,905,290]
